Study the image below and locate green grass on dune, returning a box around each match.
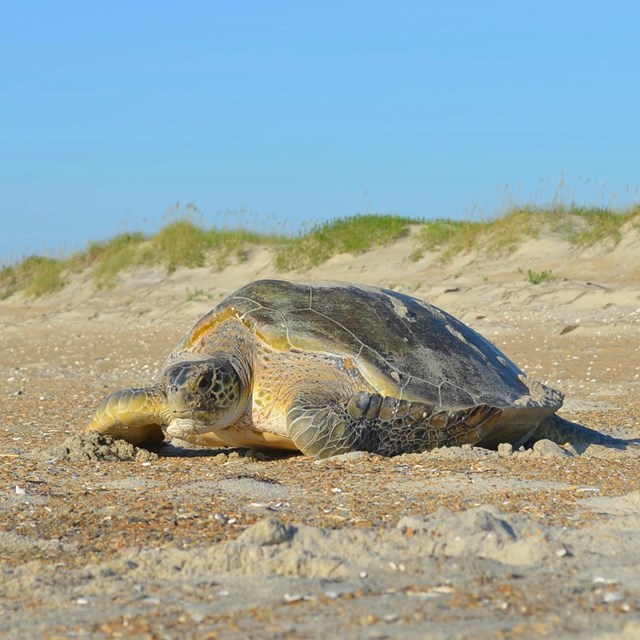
[0,256,67,299]
[143,222,281,273]
[410,203,640,262]
[525,268,558,285]
[273,214,421,271]
[410,207,544,261]
[1,203,638,299]
[79,232,147,289]
[564,205,637,246]
[0,219,286,297]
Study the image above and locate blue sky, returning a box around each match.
[2,1,639,263]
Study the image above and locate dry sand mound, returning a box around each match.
[45,431,159,463]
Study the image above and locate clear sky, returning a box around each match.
[2,1,639,264]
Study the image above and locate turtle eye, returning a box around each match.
[196,372,213,391]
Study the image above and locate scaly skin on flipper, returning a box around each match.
[87,386,169,446]
[287,392,504,458]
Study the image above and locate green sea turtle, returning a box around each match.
[87,279,618,458]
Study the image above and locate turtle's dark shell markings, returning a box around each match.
[87,279,617,458]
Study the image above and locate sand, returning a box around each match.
[1,230,639,639]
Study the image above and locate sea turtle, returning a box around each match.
[87,279,617,458]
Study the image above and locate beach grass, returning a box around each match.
[80,232,147,289]
[0,256,67,299]
[139,220,284,274]
[273,214,421,271]
[410,203,639,261]
[525,268,558,285]
[1,202,638,299]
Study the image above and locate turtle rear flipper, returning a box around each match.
[87,386,169,446]
[529,415,638,453]
[287,392,502,459]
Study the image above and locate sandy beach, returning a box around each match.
[1,227,639,639]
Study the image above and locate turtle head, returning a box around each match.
[163,355,251,429]
[87,354,251,446]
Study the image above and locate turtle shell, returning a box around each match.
[177,279,559,411]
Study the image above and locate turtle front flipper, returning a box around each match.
[87,386,170,446]
[287,392,502,459]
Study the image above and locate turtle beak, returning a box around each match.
[165,363,198,417]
